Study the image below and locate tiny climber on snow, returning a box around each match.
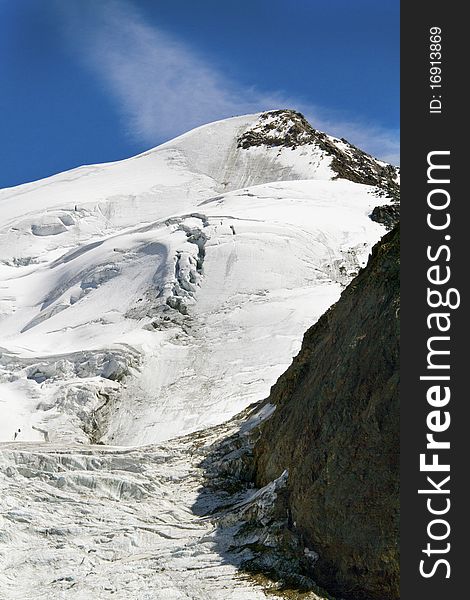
[13,428,21,440]
[230,225,236,235]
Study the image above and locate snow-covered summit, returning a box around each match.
[239,110,399,196]
[0,110,397,231]
[0,110,396,446]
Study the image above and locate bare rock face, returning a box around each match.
[252,226,400,600]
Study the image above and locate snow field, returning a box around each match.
[0,112,394,598]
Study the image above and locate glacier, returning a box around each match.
[0,110,397,598]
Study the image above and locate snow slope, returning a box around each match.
[0,110,396,598]
[0,112,390,445]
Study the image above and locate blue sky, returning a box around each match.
[0,0,399,188]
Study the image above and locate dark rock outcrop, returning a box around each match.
[370,203,400,230]
[252,226,400,600]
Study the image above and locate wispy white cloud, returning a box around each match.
[57,0,399,164]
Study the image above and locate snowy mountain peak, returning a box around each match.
[239,109,400,202]
[0,111,398,448]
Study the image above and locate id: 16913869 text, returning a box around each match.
[429,26,443,114]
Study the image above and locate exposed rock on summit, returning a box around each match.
[238,110,400,208]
